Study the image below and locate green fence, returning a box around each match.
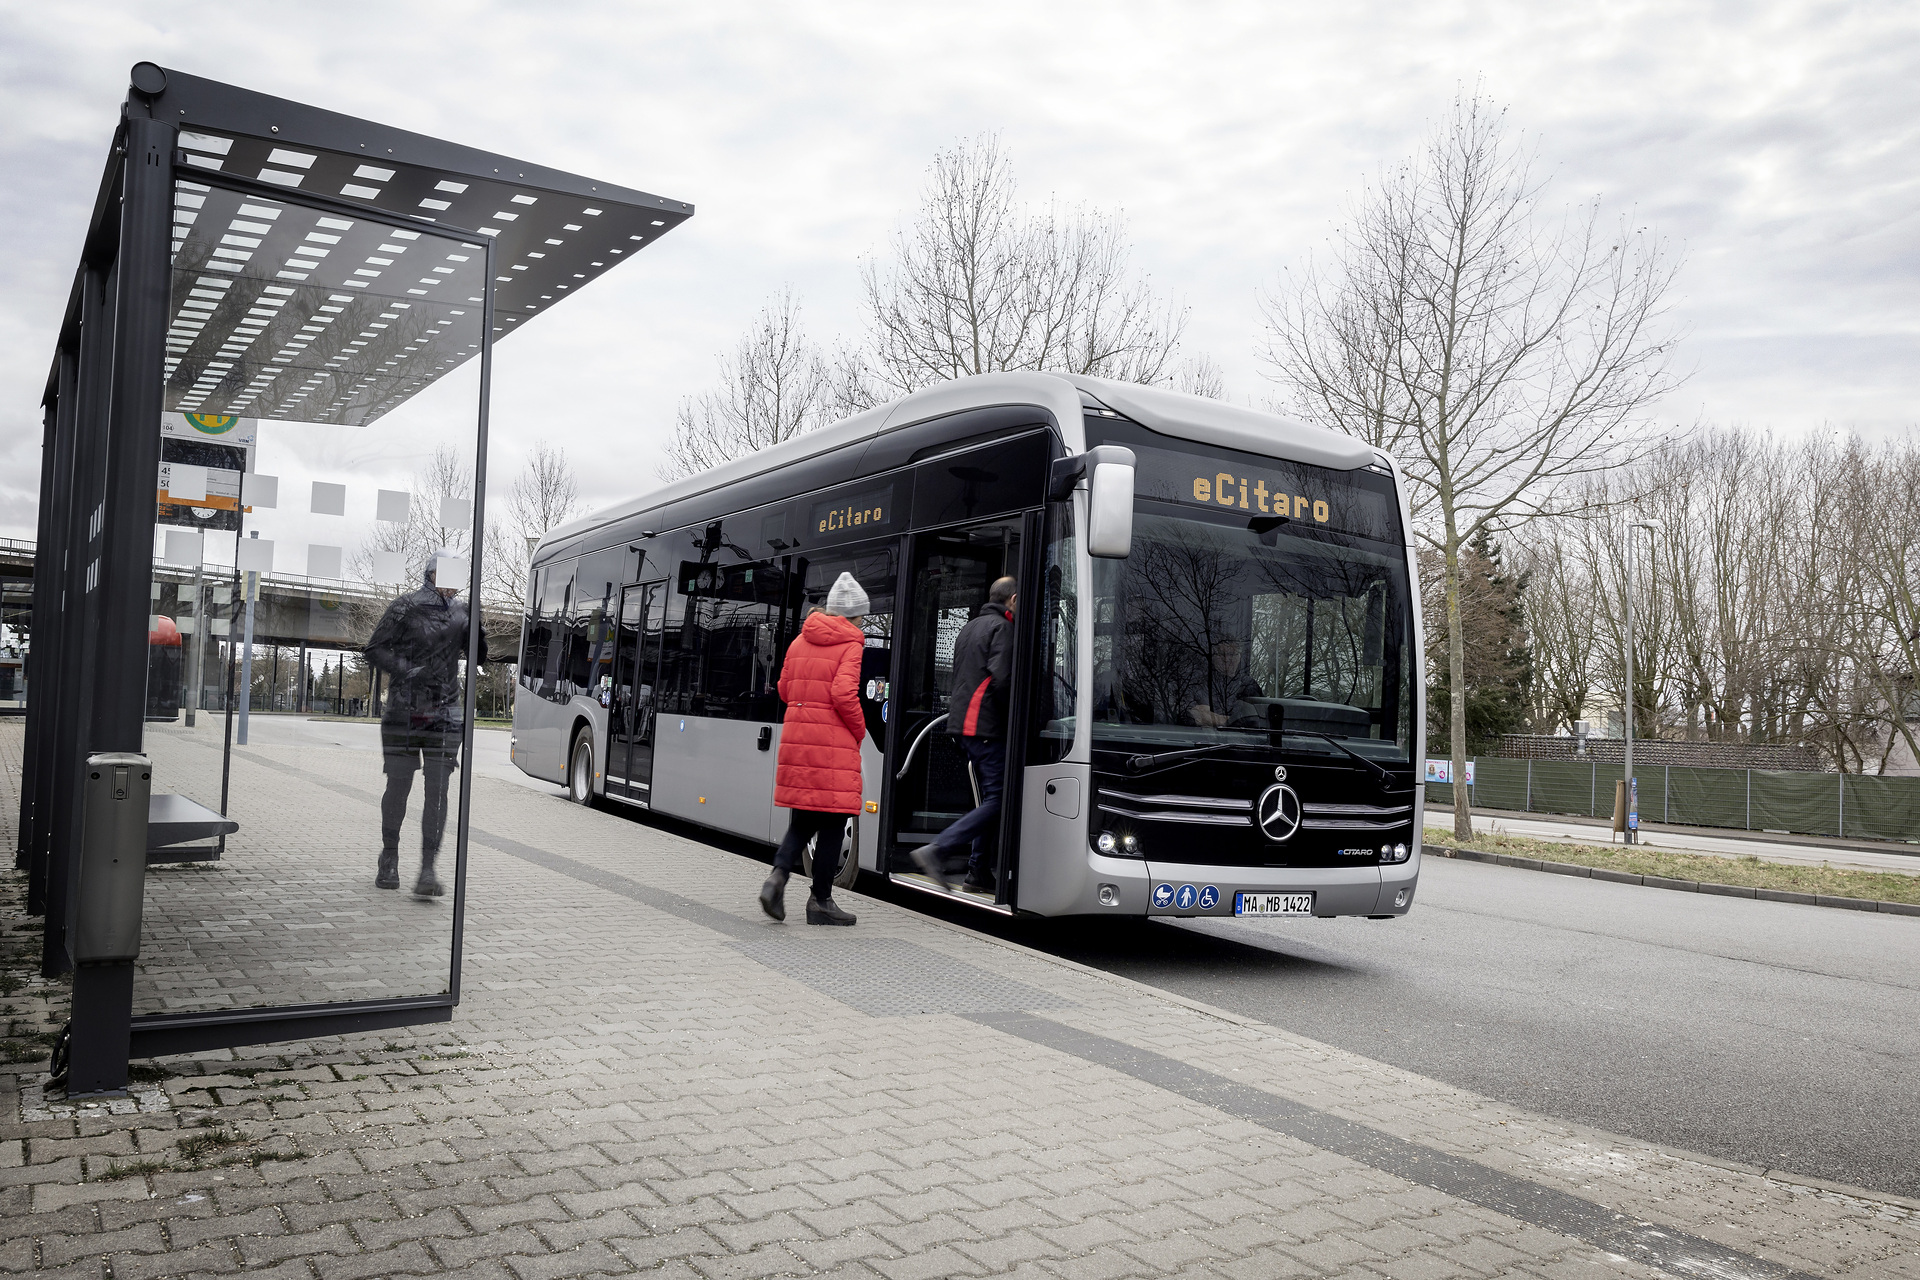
[1425,759,1920,843]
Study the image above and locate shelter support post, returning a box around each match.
[66,112,172,1096]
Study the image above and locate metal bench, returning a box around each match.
[146,793,238,864]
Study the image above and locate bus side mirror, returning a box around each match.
[1085,446,1135,559]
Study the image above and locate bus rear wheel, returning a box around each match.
[567,731,595,805]
[798,817,861,890]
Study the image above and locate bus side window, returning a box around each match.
[1029,503,1077,765]
[565,547,622,702]
[539,559,575,702]
[654,587,689,717]
[519,565,546,695]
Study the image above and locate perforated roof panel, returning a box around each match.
[136,68,690,426]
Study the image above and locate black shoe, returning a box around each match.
[962,875,996,896]
[760,868,790,921]
[806,895,856,926]
[413,858,444,898]
[910,845,952,890]
[376,850,399,890]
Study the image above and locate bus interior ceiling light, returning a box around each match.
[152,66,692,427]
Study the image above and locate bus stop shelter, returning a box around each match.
[19,63,690,1096]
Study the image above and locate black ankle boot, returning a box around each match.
[376,849,399,890]
[806,895,856,926]
[760,867,790,921]
[413,853,444,898]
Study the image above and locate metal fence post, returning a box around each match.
[1838,773,1844,839]
[1591,762,1597,817]
[1745,769,1751,830]
[1664,765,1670,823]
[1526,759,1533,813]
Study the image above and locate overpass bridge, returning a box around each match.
[0,536,520,720]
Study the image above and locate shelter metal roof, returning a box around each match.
[63,66,692,427]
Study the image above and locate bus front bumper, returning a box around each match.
[1139,850,1421,918]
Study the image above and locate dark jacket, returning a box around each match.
[947,602,1014,739]
[367,581,487,732]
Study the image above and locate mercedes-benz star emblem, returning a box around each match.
[1256,783,1302,842]
[1273,765,1288,782]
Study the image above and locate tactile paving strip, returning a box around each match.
[729,934,1074,1018]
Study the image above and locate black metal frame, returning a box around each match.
[23,63,687,1096]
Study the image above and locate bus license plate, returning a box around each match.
[1235,892,1314,917]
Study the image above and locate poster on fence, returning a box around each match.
[1424,759,1475,785]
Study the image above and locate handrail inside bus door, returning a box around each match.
[894,713,948,781]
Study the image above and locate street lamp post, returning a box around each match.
[1621,520,1661,844]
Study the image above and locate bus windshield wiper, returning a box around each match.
[1115,743,1245,775]
[1285,731,1413,793]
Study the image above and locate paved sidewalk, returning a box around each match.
[5,752,1918,1279]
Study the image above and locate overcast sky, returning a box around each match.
[2,0,1915,538]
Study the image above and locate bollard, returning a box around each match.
[74,753,152,961]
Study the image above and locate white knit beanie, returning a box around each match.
[824,572,869,617]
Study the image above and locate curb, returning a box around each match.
[1428,845,1920,917]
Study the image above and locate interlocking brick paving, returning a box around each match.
[137,718,457,1015]
[3,717,1916,1278]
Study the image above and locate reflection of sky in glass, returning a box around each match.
[153,358,481,587]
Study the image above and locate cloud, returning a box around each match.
[1,0,1913,537]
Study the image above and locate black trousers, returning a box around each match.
[773,808,849,903]
[381,723,460,856]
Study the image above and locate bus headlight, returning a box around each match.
[1120,833,1139,854]
[1379,842,1410,864]
[1096,831,1117,854]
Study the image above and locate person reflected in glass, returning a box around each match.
[368,548,487,897]
[1189,637,1264,728]
[759,573,869,926]
[914,576,1016,895]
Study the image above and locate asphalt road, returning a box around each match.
[976,856,1920,1201]
[347,718,1920,1201]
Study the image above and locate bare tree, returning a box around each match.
[355,445,474,588]
[662,289,833,480]
[854,136,1188,404]
[486,441,582,608]
[1171,353,1227,400]
[1840,442,1920,770]
[1517,429,1920,775]
[1261,91,1684,838]
[1521,542,1596,735]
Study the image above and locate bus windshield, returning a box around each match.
[1090,509,1413,764]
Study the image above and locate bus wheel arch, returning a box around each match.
[566,719,596,805]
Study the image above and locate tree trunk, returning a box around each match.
[1444,526,1472,841]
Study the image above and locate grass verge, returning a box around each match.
[1424,826,1920,905]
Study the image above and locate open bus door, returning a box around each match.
[884,517,1027,907]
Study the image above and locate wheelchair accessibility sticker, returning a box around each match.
[1174,884,1198,910]
[1152,883,1175,909]
[1197,885,1219,910]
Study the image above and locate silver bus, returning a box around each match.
[511,373,1424,920]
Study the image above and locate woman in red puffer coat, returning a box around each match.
[760,572,870,926]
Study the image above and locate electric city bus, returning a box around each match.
[510,372,1425,920]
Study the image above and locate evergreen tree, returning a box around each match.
[1425,529,1534,752]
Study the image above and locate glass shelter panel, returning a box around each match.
[133,174,487,1017]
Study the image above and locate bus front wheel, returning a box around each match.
[567,730,595,806]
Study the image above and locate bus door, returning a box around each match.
[885,518,1024,901]
[792,545,896,869]
[606,581,664,803]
